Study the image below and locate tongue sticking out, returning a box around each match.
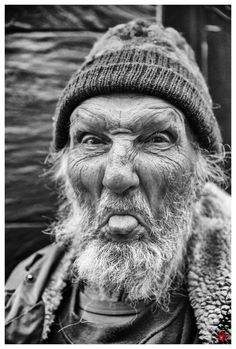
[108,215,138,235]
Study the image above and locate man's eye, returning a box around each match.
[80,135,105,145]
[147,132,172,144]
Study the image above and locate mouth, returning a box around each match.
[100,211,148,228]
[99,212,149,242]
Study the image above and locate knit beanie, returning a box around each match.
[52,19,222,152]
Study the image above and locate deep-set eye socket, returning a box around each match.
[146,131,172,144]
[77,131,174,150]
[78,133,107,145]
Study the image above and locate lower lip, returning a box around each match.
[106,223,146,242]
[107,230,139,242]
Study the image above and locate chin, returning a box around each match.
[71,235,186,307]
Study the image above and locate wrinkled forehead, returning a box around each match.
[70,94,193,137]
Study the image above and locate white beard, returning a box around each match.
[72,236,187,307]
[52,179,196,309]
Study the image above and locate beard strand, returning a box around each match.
[72,238,187,309]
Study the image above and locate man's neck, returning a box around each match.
[78,284,152,319]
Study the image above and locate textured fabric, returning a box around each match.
[52,20,222,153]
[78,286,149,318]
[5,183,231,344]
[5,245,67,344]
[45,283,200,344]
[187,182,231,343]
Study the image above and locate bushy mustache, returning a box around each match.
[95,191,155,230]
[77,185,193,244]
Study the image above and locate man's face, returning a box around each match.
[57,94,199,304]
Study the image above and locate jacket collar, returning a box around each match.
[187,183,231,343]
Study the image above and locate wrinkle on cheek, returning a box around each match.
[81,159,105,199]
[67,157,87,198]
[159,153,195,190]
[137,151,194,214]
[67,151,105,201]
[137,156,166,209]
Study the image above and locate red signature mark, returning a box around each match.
[217,331,230,342]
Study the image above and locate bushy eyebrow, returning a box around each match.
[70,107,107,131]
[136,108,184,129]
[70,106,185,135]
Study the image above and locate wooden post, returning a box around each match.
[156,5,163,24]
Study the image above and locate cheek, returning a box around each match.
[137,151,195,212]
[67,150,105,200]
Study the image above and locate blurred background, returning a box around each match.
[5,5,231,279]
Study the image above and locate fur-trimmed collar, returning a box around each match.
[187,183,231,343]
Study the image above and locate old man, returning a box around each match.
[5,20,230,344]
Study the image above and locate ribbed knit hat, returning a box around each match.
[52,19,222,152]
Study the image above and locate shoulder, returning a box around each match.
[190,182,231,263]
[195,182,230,222]
[6,244,61,290]
[190,182,231,267]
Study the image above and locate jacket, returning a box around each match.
[5,183,231,344]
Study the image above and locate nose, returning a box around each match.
[102,146,139,195]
